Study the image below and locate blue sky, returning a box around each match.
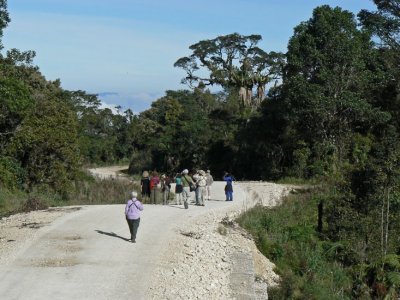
[3,0,376,113]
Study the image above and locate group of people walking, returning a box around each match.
[126,169,235,243]
[140,169,236,206]
[140,169,215,209]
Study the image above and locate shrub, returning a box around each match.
[20,197,48,212]
[0,156,25,190]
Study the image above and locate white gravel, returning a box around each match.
[147,181,293,299]
[0,207,81,265]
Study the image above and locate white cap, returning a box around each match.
[131,191,138,198]
[182,169,189,174]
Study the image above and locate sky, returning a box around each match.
[3,0,376,113]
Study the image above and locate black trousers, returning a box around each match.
[126,218,140,241]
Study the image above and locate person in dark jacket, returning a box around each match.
[141,171,150,200]
[223,172,235,201]
[125,191,144,243]
[161,174,171,205]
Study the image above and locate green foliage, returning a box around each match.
[0,0,10,50]
[128,89,228,175]
[0,156,25,190]
[8,98,80,195]
[0,77,34,148]
[237,190,353,299]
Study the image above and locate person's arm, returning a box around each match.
[125,200,131,215]
[135,200,144,211]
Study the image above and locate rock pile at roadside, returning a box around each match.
[148,181,293,299]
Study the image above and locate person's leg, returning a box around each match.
[197,187,202,205]
[178,192,183,205]
[131,218,140,242]
[126,218,133,240]
[228,191,233,201]
[183,187,190,208]
[195,187,199,205]
[150,189,155,204]
[166,188,170,204]
[206,186,211,200]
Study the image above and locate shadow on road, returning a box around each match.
[95,230,130,241]
[167,205,186,209]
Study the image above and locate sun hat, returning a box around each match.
[131,191,138,198]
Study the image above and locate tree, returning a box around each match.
[174,33,284,107]
[282,5,388,175]
[0,77,34,149]
[359,0,400,51]
[127,89,224,175]
[0,0,10,51]
[8,98,80,194]
[359,0,400,131]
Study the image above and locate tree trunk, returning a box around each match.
[384,188,390,256]
[239,87,247,106]
[317,200,323,233]
[381,194,385,257]
[246,88,252,106]
[256,84,265,104]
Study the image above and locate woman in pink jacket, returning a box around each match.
[125,191,144,243]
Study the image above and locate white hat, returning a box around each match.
[131,191,138,198]
[182,169,189,174]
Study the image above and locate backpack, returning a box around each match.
[150,177,159,190]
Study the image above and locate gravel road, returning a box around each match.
[0,167,293,299]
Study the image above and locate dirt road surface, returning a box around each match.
[0,167,291,299]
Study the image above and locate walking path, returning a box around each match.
[0,167,293,299]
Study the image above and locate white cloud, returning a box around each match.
[97,91,164,113]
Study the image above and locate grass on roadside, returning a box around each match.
[0,170,142,217]
[236,188,353,299]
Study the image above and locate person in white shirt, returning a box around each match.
[205,170,214,200]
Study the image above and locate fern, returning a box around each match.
[383,254,400,270]
[386,272,400,288]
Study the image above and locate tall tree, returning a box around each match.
[0,0,10,51]
[7,98,80,194]
[359,0,400,130]
[282,5,387,174]
[0,77,34,150]
[174,33,284,107]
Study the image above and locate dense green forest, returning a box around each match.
[1,0,400,298]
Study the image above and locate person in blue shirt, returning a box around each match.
[223,172,235,201]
